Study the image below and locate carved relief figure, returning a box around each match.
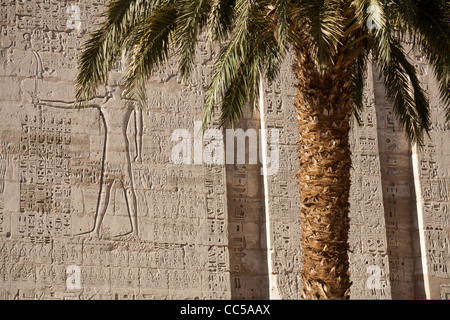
[35,81,141,238]
[0,153,5,194]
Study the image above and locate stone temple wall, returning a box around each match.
[0,0,449,300]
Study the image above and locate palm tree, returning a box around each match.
[75,0,449,299]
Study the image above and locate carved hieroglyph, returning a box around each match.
[0,0,230,300]
[0,0,449,300]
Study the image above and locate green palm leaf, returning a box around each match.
[122,4,179,104]
[75,0,450,300]
[75,0,156,104]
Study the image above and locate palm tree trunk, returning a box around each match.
[295,47,354,299]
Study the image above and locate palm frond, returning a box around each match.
[202,0,254,127]
[75,0,155,104]
[218,53,260,127]
[203,0,284,128]
[122,4,179,101]
[292,0,345,68]
[390,0,450,119]
[350,52,368,123]
[368,0,390,63]
[275,0,289,49]
[219,22,283,127]
[174,0,212,82]
[75,0,449,143]
[374,38,431,144]
[208,0,237,42]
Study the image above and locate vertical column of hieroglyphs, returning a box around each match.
[0,0,83,299]
[135,42,231,298]
[372,60,425,298]
[407,44,450,299]
[18,114,72,240]
[139,32,230,298]
[225,109,269,299]
[347,63,391,298]
[0,0,231,299]
[263,53,302,298]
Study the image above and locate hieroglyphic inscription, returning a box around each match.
[226,115,269,299]
[371,59,424,299]
[402,44,450,299]
[348,62,391,299]
[18,113,72,239]
[0,0,231,300]
[1,0,450,301]
[263,53,302,299]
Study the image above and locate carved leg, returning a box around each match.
[134,108,143,163]
[124,187,139,238]
[76,179,114,237]
[0,162,5,194]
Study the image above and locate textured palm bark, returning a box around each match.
[295,48,354,299]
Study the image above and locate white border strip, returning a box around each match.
[259,76,280,299]
[411,142,431,299]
